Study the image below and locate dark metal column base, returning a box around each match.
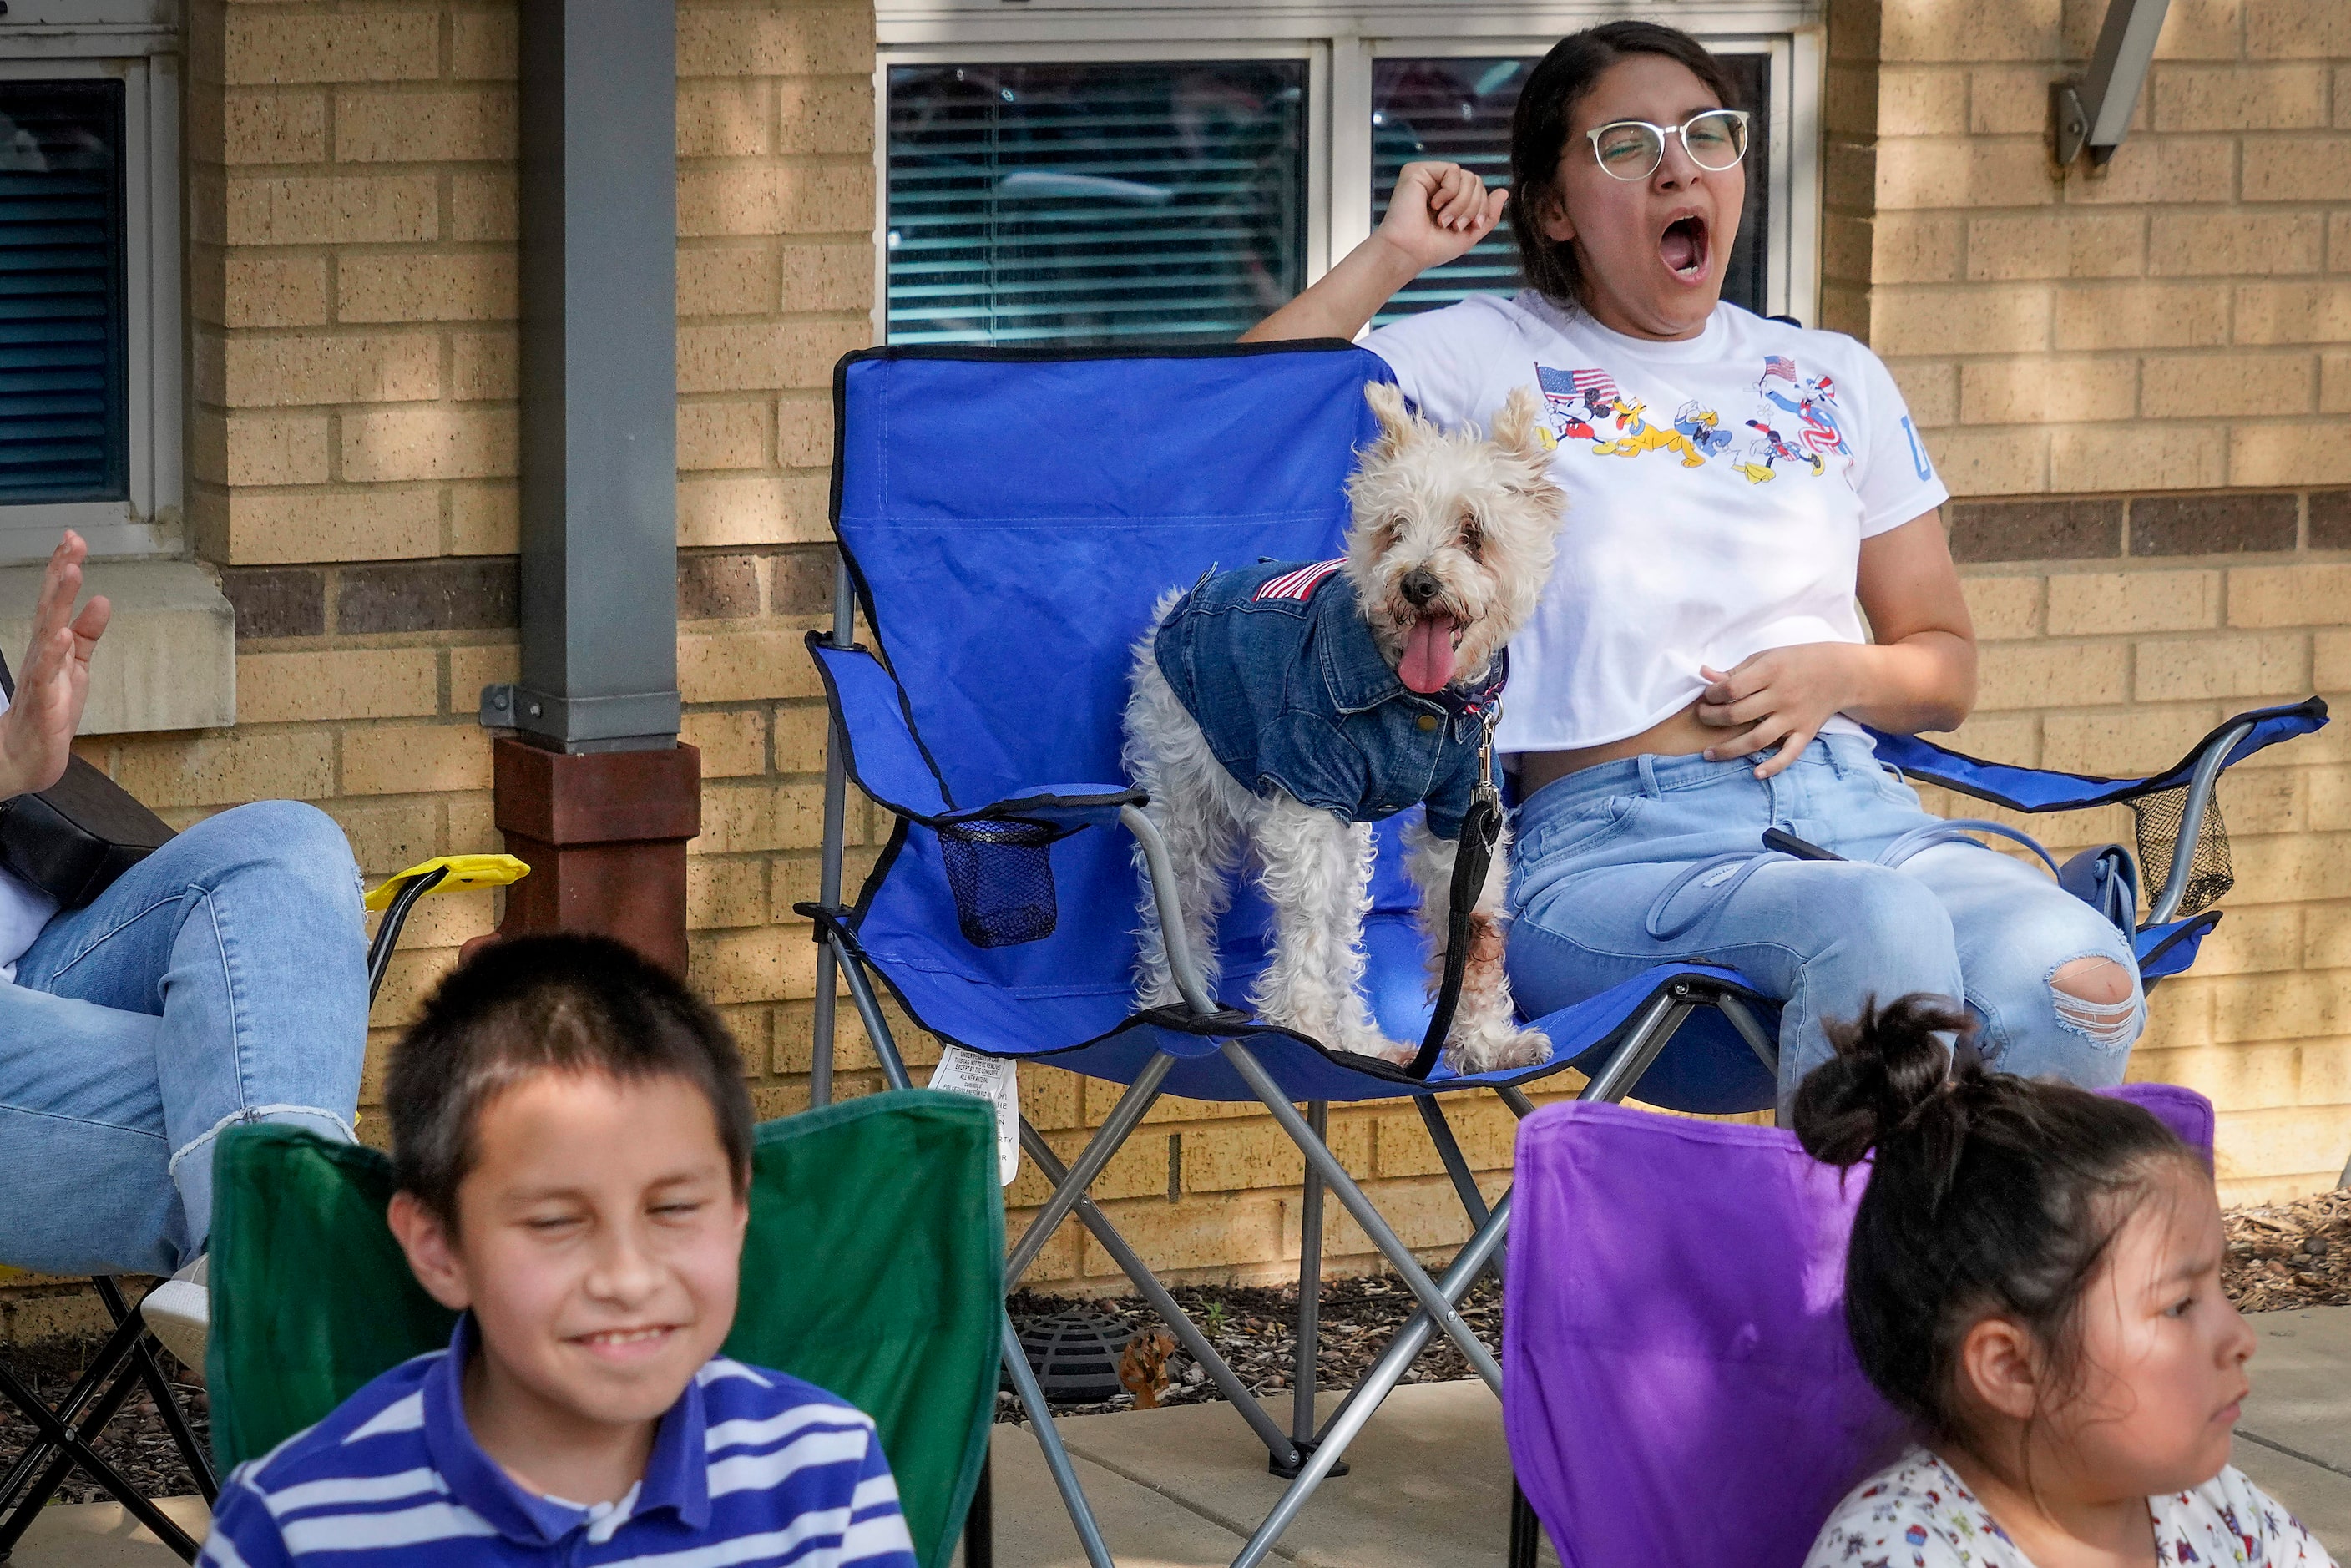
[493,738,701,974]
[1267,1438,1349,1480]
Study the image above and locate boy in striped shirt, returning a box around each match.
[200,935,919,1568]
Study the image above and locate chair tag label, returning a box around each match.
[928,1044,1019,1186]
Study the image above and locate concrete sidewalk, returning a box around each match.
[21,1306,2351,1567]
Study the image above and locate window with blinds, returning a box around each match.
[0,81,126,506]
[1370,53,1770,327]
[886,62,1307,347]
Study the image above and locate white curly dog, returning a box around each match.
[1122,382,1567,1072]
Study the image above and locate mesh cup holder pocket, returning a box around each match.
[938,817,1065,948]
[2132,783,2233,919]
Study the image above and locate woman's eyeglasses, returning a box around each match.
[1585,109,1751,181]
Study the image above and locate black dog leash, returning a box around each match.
[1407,710,1503,1080]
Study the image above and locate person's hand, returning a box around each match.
[0,531,109,801]
[1373,162,1509,275]
[1696,643,1865,780]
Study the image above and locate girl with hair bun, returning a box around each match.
[1796,995,2333,1568]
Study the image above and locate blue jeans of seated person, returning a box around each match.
[0,800,367,1276]
[1504,733,2145,1111]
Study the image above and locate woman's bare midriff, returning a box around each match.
[1514,702,1757,798]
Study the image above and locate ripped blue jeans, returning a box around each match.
[1505,734,2143,1110]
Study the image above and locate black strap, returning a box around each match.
[1405,781,1504,1080]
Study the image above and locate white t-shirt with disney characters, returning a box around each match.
[1364,292,1949,753]
[1807,1446,2337,1567]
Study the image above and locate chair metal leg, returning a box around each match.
[0,1351,200,1562]
[1005,1052,1174,1288]
[1231,1191,1514,1568]
[809,558,859,1110]
[1416,1095,1489,1229]
[1271,1101,1347,1479]
[834,935,914,1094]
[1018,1120,1300,1469]
[1509,1478,1543,1568]
[1576,989,1693,1104]
[1221,1040,1502,1390]
[1000,1314,1113,1568]
[96,1279,215,1505]
[962,1446,992,1568]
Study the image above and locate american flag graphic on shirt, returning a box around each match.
[1253,559,1345,602]
[1763,355,1797,382]
[1537,365,1619,404]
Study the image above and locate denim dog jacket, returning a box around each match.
[1153,559,1504,839]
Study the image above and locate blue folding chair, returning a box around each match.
[800,341,2327,1568]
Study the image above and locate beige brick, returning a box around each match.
[2228,563,2351,627]
[1940,711,2038,765]
[217,332,439,407]
[1868,213,1964,284]
[450,483,518,554]
[2063,137,2235,205]
[1011,1129,1165,1206]
[1370,1098,1521,1178]
[776,80,872,157]
[114,731,336,809]
[1305,1173,1503,1261]
[452,331,518,402]
[343,407,519,483]
[682,319,872,395]
[2318,630,2351,689]
[1874,68,1968,135]
[2233,422,2351,486]
[680,245,784,318]
[2136,631,2309,701]
[772,704,830,775]
[688,857,769,932]
[677,7,871,76]
[224,10,440,85]
[2151,64,2328,131]
[2300,892,2351,958]
[2212,969,2351,1045]
[218,255,329,329]
[342,723,494,796]
[2323,351,2351,413]
[2295,1039,2351,1107]
[1958,357,2136,424]
[337,253,518,323]
[679,401,771,471]
[690,924,821,1004]
[221,412,332,487]
[1959,574,2045,639]
[2054,283,2230,350]
[239,648,439,725]
[222,90,326,163]
[2140,973,2215,1051]
[2045,570,2221,635]
[679,81,770,158]
[2051,424,2226,492]
[679,473,829,549]
[1888,358,1958,426]
[1878,0,2060,60]
[1876,139,2055,211]
[2245,140,2351,205]
[680,630,824,704]
[1084,1195,1285,1277]
[2311,766,2351,832]
[1923,425,2049,497]
[451,173,518,243]
[2042,705,2227,775]
[677,164,874,238]
[2151,213,2323,278]
[220,485,442,564]
[225,176,437,245]
[447,642,520,714]
[1968,66,2058,134]
[2150,0,2247,60]
[2133,1043,2302,1111]
[779,395,832,468]
[2247,0,2351,57]
[1965,213,2146,281]
[336,89,518,164]
[451,7,516,78]
[1872,285,2050,357]
[2220,762,2304,833]
[1181,1116,1373,1193]
[2234,281,2351,345]
[2144,352,2315,418]
[681,710,768,776]
[1975,641,2130,710]
[698,781,829,853]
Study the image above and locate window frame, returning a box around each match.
[874,3,1822,345]
[0,35,182,564]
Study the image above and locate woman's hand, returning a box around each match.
[0,531,110,802]
[1374,162,1509,274]
[1696,644,1865,779]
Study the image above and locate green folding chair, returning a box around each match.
[205,1090,1004,1568]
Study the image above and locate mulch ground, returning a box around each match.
[0,1342,208,1506]
[2224,1186,2351,1313]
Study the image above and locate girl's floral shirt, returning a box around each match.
[1806,1446,2336,1567]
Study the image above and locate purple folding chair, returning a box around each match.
[1501,1083,2216,1567]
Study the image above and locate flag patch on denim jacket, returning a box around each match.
[1153,559,1502,840]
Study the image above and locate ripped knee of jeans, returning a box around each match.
[2050,955,2142,1051]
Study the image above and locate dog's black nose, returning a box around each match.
[1399,568,1440,607]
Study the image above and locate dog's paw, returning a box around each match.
[1339,1029,1419,1066]
[1446,1025,1551,1075]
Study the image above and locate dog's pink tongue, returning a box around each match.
[1400,615,1457,694]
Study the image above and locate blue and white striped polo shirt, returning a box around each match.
[198,1316,918,1567]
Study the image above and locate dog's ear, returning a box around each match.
[1491,385,1550,470]
[1363,380,1418,455]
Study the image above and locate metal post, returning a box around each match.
[811,560,857,1106]
[487,0,680,752]
[835,933,913,1093]
[1577,991,1691,1105]
[1292,1100,1327,1452]
[1416,1094,1489,1229]
[999,1316,1114,1568]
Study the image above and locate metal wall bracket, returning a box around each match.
[2051,0,2172,169]
[479,682,682,749]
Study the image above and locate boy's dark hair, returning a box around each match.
[1790,994,2197,1446]
[1507,22,1744,309]
[387,933,755,1227]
